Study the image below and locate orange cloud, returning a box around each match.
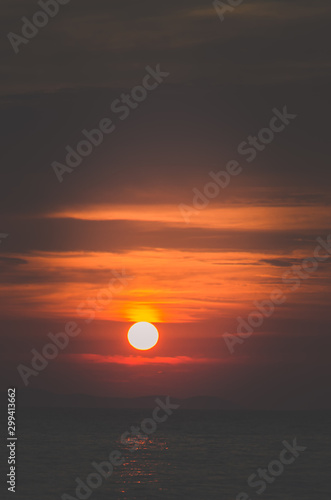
[66,353,222,366]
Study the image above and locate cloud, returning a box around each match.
[1,0,330,95]
[0,216,325,254]
[260,258,302,268]
[0,256,28,266]
[68,353,223,365]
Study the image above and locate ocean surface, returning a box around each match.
[5,409,331,499]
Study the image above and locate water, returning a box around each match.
[6,409,331,499]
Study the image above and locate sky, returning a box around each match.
[1,0,331,409]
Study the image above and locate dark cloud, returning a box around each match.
[1,83,330,219]
[0,256,27,266]
[0,216,326,254]
[0,0,330,94]
[260,258,302,267]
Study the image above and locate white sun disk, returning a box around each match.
[127,322,159,350]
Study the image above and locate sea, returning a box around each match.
[4,409,331,500]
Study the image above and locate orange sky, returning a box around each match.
[1,0,331,406]
[1,200,330,327]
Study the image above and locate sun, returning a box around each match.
[127,322,159,350]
